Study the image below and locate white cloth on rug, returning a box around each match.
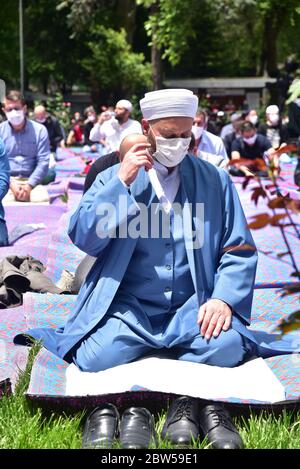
[65,357,285,403]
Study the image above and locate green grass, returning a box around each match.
[0,346,300,449]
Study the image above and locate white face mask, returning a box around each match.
[248,115,258,126]
[152,132,191,168]
[6,109,25,126]
[243,135,257,146]
[268,114,279,125]
[192,125,204,140]
[87,115,96,122]
[36,117,46,124]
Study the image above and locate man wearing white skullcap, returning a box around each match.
[21,89,298,449]
[257,103,289,148]
[89,98,142,152]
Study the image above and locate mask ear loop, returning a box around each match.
[147,125,157,160]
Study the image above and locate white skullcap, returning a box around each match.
[266,104,279,114]
[140,89,198,121]
[230,112,242,122]
[116,99,133,112]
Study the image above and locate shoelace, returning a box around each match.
[206,408,236,432]
[173,399,194,421]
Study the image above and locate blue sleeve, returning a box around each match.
[0,138,10,200]
[27,126,50,187]
[211,171,258,324]
[68,170,139,257]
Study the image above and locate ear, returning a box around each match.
[142,118,150,136]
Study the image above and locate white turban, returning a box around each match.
[116,99,133,113]
[266,104,279,114]
[140,89,198,121]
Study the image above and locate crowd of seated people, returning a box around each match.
[1,88,299,250]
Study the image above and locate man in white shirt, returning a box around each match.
[89,99,142,152]
[192,110,229,169]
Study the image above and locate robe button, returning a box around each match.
[165,265,172,270]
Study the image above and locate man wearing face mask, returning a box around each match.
[231,121,273,168]
[193,110,229,168]
[245,109,259,128]
[257,105,289,149]
[0,91,50,203]
[89,99,142,152]
[19,88,295,450]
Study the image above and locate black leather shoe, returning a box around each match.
[161,396,200,445]
[120,407,157,449]
[82,404,119,448]
[199,404,244,449]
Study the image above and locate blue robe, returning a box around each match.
[14,156,298,362]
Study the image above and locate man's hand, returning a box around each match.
[14,183,32,202]
[10,180,23,200]
[118,143,153,187]
[98,112,111,125]
[197,299,232,340]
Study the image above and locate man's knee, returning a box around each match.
[207,329,245,367]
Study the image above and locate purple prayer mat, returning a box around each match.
[45,212,85,282]
[0,305,29,389]
[234,181,300,287]
[0,205,68,265]
[55,157,85,179]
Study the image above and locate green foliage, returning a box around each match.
[137,0,199,66]
[82,26,152,97]
[0,0,20,87]
[287,79,300,103]
[1,0,300,101]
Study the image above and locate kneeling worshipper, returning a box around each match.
[15,89,299,450]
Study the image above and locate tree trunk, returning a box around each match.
[115,0,137,45]
[259,5,287,77]
[151,42,163,90]
[150,2,163,90]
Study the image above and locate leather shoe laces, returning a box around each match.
[204,407,237,433]
[172,398,195,423]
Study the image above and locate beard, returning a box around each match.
[115,112,127,124]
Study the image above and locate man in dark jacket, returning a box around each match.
[34,105,64,153]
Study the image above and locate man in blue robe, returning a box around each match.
[15,89,298,449]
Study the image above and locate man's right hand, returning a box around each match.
[10,180,23,199]
[118,143,153,187]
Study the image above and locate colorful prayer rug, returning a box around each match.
[12,289,300,407]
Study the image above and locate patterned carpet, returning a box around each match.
[1,154,300,407]
[6,289,299,405]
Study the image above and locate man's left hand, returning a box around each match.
[197,299,232,340]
